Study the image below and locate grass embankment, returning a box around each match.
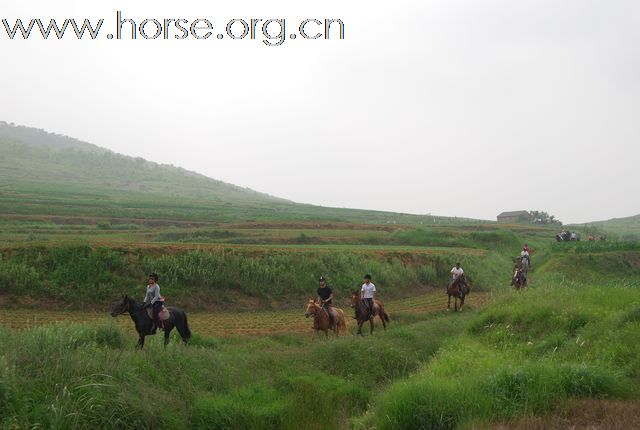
[0,231,518,310]
[372,244,640,429]
[1,277,638,429]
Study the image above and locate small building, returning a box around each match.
[497,210,530,223]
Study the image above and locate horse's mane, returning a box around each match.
[452,274,467,286]
[124,296,145,311]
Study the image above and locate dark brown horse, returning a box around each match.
[349,291,390,336]
[111,295,191,348]
[447,275,469,312]
[512,268,527,290]
[304,300,346,340]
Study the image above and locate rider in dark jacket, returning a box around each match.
[316,276,335,327]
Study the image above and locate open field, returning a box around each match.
[2,125,640,428]
[1,275,639,429]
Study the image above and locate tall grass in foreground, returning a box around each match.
[0,311,467,429]
[374,282,640,429]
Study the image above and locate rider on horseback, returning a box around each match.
[361,274,377,320]
[513,257,527,285]
[316,276,335,328]
[144,273,163,332]
[449,262,464,291]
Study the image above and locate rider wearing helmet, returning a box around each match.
[316,276,335,327]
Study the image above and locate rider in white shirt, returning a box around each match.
[361,274,377,320]
[449,262,464,292]
[451,262,464,280]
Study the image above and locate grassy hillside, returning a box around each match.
[0,247,639,429]
[576,214,640,241]
[0,121,485,226]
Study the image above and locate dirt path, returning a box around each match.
[0,290,489,337]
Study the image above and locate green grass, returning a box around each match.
[2,275,639,429]
[0,312,467,430]
[0,243,510,310]
[373,281,640,429]
[0,221,638,428]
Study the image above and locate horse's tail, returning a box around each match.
[175,310,191,341]
[382,310,390,323]
[183,312,191,339]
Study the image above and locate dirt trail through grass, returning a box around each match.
[0,290,489,337]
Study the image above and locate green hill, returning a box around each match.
[577,214,640,240]
[0,121,289,206]
[0,121,481,226]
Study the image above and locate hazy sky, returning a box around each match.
[1,0,639,223]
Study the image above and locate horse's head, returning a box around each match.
[304,299,318,318]
[349,291,359,308]
[111,295,130,317]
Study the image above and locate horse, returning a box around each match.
[304,299,346,340]
[111,295,191,348]
[512,268,527,290]
[447,274,469,312]
[349,291,390,336]
[520,255,530,274]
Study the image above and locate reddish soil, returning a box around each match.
[494,399,640,430]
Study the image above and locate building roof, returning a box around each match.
[497,210,530,218]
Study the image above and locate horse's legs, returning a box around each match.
[164,328,172,347]
[137,335,145,349]
[379,313,387,331]
[454,297,458,312]
[369,318,374,335]
[447,295,451,311]
[357,320,364,336]
[460,295,465,311]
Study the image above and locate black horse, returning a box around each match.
[111,295,191,348]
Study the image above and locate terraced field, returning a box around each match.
[0,290,489,338]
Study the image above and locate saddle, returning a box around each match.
[146,305,170,321]
[321,305,340,329]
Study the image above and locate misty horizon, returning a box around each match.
[2,0,639,224]
[1,119,633,226]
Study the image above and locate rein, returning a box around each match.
[117,300,131,315]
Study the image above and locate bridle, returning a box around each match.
[305,302,327,319]
[114,299,130,316]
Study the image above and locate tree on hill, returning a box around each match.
[529,210,562,225]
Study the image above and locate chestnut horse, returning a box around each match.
[304,300,346,340]
[447,274,469,312]
[349,291,390,335]
[512,268,527,290]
